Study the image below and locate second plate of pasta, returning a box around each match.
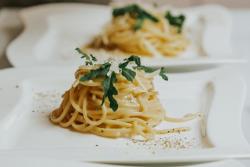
[7,3,246,69]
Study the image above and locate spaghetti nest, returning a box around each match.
[50,62,203,139]
[87,5,189,57]
[50,66,172,139]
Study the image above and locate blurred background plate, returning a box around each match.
[6,3,246,70]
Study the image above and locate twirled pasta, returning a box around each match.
[50,65,200,139]
[86,6,189,58]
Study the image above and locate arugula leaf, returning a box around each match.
[80,63,111,81]
[127,55,141,66]
[118,55,141,81]
[102,72,118,111]
[108,95,118,111]
[119,55,141,69]
[135,65,167,81]
[136,65,157,73]
[165,11,185,33]
[112,4,137,16]
[118,61,129,69]
[120,68,136,81]
[75,48,96,65]
[159,67,168,81]
[87,61,93,65]
[75,48,89,59]
[112,4,159,30]
[90,54,97,62]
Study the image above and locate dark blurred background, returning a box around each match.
[0,0,250,8]
[0,0,108,7]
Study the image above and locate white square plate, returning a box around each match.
[0,157,246,167]
[6,3,246,69]
[0,67,249,164]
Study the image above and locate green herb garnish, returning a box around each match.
[112,4,159,30]
[102,71,118,111]
[159,67,168,81]
[119,55,141,81]
[121,68,136,81]
[80,62,111,81]
[76,48,97,66]
[136,65,157,73]
[77,51,168,111]
[165,11,185,33]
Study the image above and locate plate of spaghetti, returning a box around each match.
[7,3,246,69]
[0,51,249,164]
[85,3,189,58]
[49,49,199,139]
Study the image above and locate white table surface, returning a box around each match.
[230,9,250,166]
[0,7,250,167]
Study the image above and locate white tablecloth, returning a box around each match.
[229,9,250,166]
[0,7,250,167]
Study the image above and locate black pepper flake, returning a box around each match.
[15,85,19,88]
[128,135,196,150]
